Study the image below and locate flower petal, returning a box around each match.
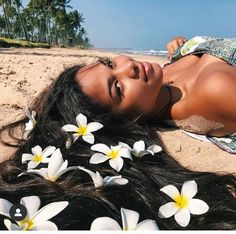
[32,221,58,230]
[4,219,21,230]
[174,208,191,227]
[111,145,121,152]
[25,121,33,131]
[31,145,42,156]
[109,157,124,172]
[78,167,104,187]
[0,198,12,218]
[87,122,103,132]
[20,196,40,219]
[82,133,95,144]
[119,142,132,151]
[181,180,197,199]
[136,220,159,230]
[90,217,121,230]
[72,134,79,143]
[120,147,132,160]
[27,161,39,170]
[65,138,72,149]
[89,153,109,164]
[133,140,145,152]
[19,168,48,179]
[103,176,128,186]
[158,202,179,218]
[76,113,87,127]
[121,208,139,230]
[160,185,180,200]
[33,201,69,223]
[42,146,56,157]
[91,143,111,154]
[138,150,151,157]
[147,145,162,153]
[48,149,64,178]
[22,153,33,163]
[61,124,78,132]
[58,160,68,173]
[23,130,30,140]
[56,166,80,179]
[188,198,209,215]
[32,111,36,119]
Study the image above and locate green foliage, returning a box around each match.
[0,37,50,48]
[0,0,91,48]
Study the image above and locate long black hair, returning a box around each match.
[0,62,235,230]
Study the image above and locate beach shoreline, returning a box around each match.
[0,47,236,174]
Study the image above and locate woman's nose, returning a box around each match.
[112,56,138,79]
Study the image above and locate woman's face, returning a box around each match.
[76,55,163,119]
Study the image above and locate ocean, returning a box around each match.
[96,48,168,58]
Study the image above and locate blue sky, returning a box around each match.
[70,0,236,50]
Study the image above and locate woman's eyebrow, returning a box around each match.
[108,76,115,99]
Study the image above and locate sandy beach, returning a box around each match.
[0,47,236,175]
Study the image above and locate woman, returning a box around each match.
[76,35,236,137]
[0,35,235,230]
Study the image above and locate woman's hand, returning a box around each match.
[166,36,187,59]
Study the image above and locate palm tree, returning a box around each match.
[12,0,28,40]
[0,0,12,38]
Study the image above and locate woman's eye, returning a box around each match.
[108,59,113,69]
[115,81,122,98]
[134,65,139,77]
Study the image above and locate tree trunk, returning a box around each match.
[14,0,29,40]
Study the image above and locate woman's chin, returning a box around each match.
[152,63,163,83]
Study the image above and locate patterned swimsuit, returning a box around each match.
[168,36,236,153]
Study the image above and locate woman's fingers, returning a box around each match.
[166,36,187,55]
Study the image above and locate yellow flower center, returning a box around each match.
[49,175,57,182]
[18,218,34,230]
[32,154,43,162]
[174,195,189,209]
[77,126,87,135]
[107,150,120,159]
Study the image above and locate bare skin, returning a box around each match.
[76,36,236,137]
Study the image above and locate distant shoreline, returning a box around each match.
[91,47,168,58]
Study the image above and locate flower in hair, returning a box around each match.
[22,145,56,169]
[18,148,79,182]
[90,207,159,230]
[90,143,132,172]
[23,107,36,140]
[0,195,68,230]
[158,180,209,227]
[78,166,128,187]
[62,113,103,144]
[119,140,162,157]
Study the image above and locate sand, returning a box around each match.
[0,47,236,175]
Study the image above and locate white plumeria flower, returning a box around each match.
[0,195,68,230]
[61,113,103,144]
[90,207,159,230]
[180,36,206,56]
[22,145,56,169]
[23,107,37,140]
[120,140,162,157]
[158,180,209,227]
[19,148,79,182]
[78,166,128,188]
[90,143,132,172]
